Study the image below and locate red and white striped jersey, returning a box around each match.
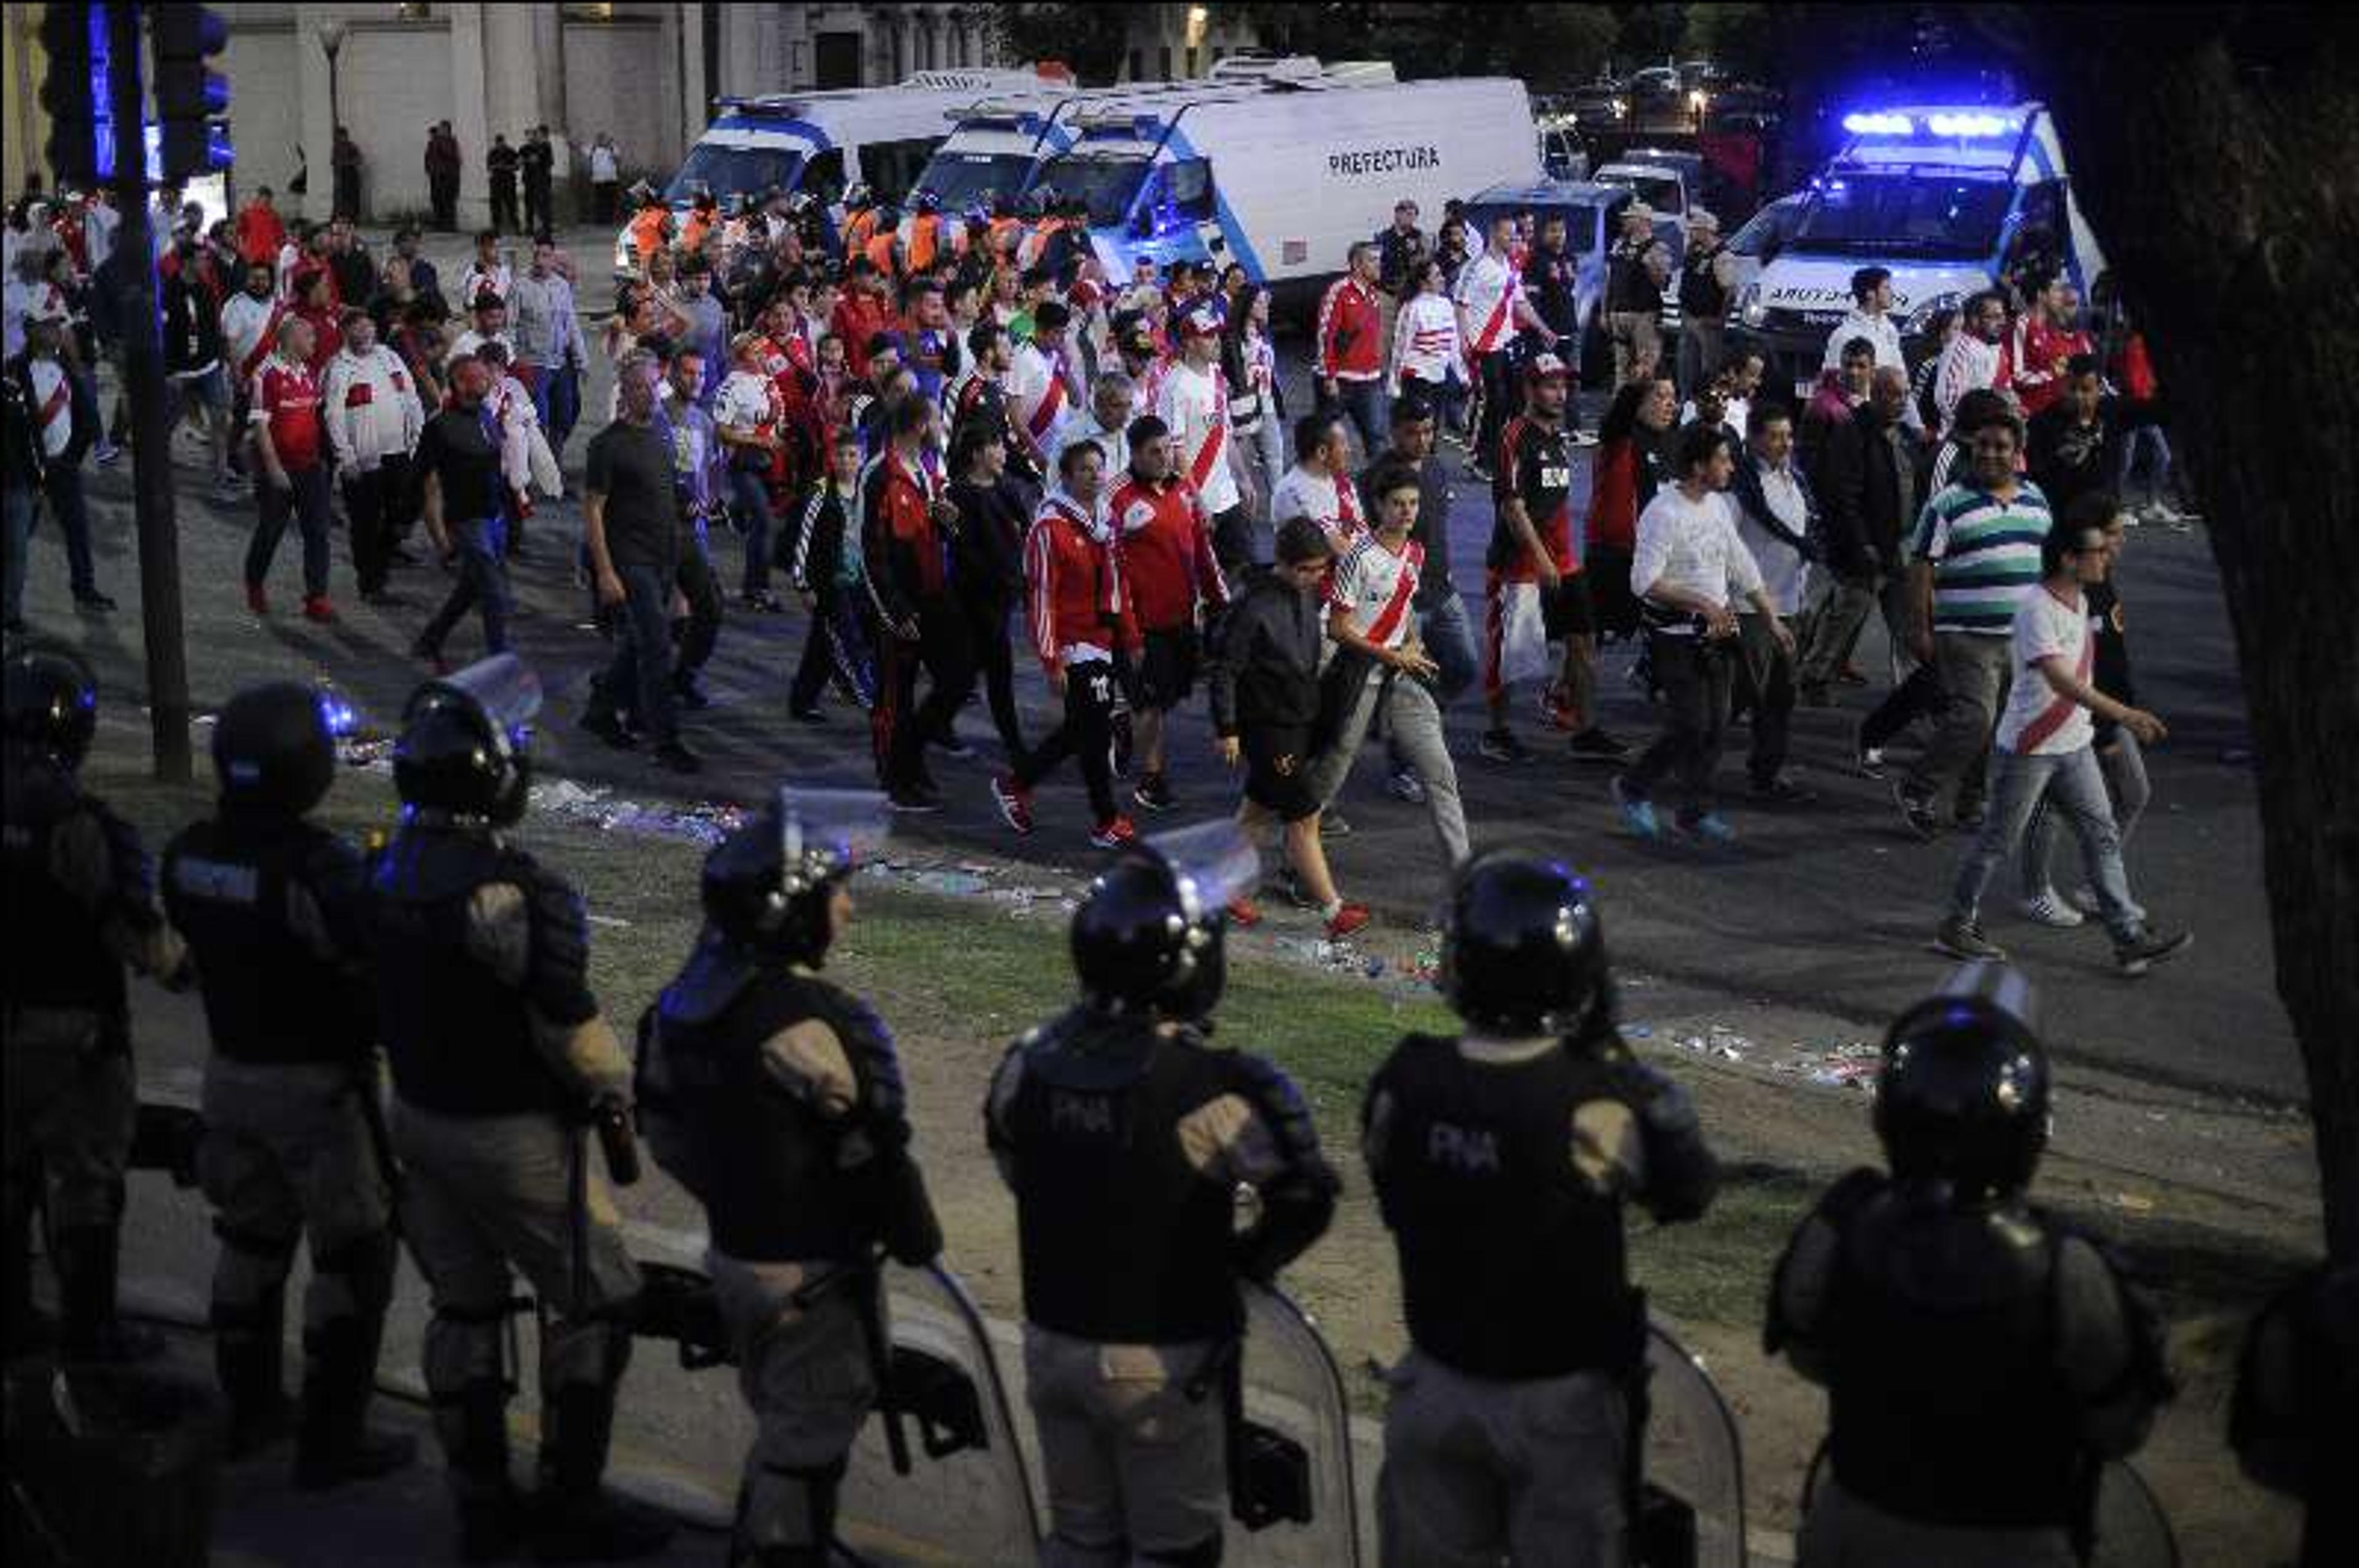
[1156,358,1240,515]
[1328,531,1423,653]
[1454,251,1524,356]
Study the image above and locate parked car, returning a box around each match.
[1721,190,1809,302]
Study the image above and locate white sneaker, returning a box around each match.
[1384,768,1427,804]
[2020,891,2085,929]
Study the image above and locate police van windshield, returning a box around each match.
[1038,152,1152,227]
[1598,172,1683,216]
[663,143,805,206]
[1793,171,2014,258]
[913,151,1037,212]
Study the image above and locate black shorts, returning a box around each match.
[1543,572,1594,639]
[1133,626,1200,711]
[1582,545,1639,639]
[1242,725,1320,823]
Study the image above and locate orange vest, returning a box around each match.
[987,216,1023,259]
[842,208,879,255]
[629,205,670,265]
[907,213,956,273]
[864,229,899,278]
[680,209,717,255]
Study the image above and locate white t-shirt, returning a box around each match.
[1734,460,1812,616]
[590,144,620,182]
[714,369,778,436]
[1269,464,1363,552]
[1156,358,1239,513]
[1997,583,2094,755]
[1630,486,1764,629]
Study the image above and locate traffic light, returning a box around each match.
[39,3,112,188]
[151,6,230,182]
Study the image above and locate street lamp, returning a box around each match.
[316,19,348,133]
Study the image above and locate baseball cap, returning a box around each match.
[1176,305,1221,341]
[1687,207,1720,233]
[1525,351,1571,383]
[1624,201,1655,223]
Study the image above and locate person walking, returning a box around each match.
[1610,422,1794,843]
[1315,240,1388,458]
[1726,402,1817,803]
[863,396,974,811]
[424,123,461,232]
[1935,502,2190,975]
[245,316,338,622]
[587,133,621,226]
[410,354,515,668]
[321,308,424,606]
[7,298,114,614]
[946,417,1033,766]
[785,429,880,724]
[580,349,701,771]
[1111,414,1229,814]
[1455,213,1552,479]
[1157,302,1255,578]
[1677,208,1738,399]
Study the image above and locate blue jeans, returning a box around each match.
[2021,728,2150,902]
[536,361,581,456]
[418,515,513,657]
[727,467,774,596]
[1417,591,1480,703]
[2111,423,2172,505]
[247,464,333,597]
[593,562,679,746]
[37,466,103,599]
[1950,743,2142,942]
[1331,376,1388,463]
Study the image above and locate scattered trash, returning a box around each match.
[526,777,747,847]
[2105,1192,2158,1215]
[586,913,633,929]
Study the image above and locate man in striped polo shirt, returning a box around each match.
[1894,415,2052,840]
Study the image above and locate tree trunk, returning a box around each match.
[2016,14,2359,1262]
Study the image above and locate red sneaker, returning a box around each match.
[244,583,270,617]
[1088,814,1138,849]
[1325,902,1371,938]
[990,773,1033,835]
[1224,897,1263,928]
[301,595,337,624]
[1538,682,1578,732]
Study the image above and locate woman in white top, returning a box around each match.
[1390,258,1466,442]
[1611,421,1791,844]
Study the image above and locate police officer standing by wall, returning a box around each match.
[1766,962,2173,1567]
[367,654,671,1562]
[985,822,1339,1567]
[161,681,414,1484]
[3,650,186,1363]
[637,788,941,1568]
[1363,852,1717,1567]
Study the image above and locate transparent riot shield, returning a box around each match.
[2087,1461,2180,1568]
[834,1261,1042,1566]
[1640,1320,1747,1568]
[1228,1281,1363,1567]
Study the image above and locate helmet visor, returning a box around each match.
[778,786,892,876]
[1143,820,1258,919]
[412,653,544,741]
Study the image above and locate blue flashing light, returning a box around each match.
[1927,112,2018,138]
[1842,112,1914,137]
[1845,110,2024,141]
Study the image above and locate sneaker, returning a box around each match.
[932,733,979,760]
[888,782,942,813]
[1478,728,1534,765]
[1133,773,1177,813]
[1567,727,1630,763]
[1680,811,1738,845]
[788,705,828,725]
[1225,897,1264,928]
[72,590,117,613]
[245,583,270,617]
[990,773,1034,835]
[1936,916,2008,962]
[94,440,122,466]
[1837,661,1869,687]
[579,709,638,750]
[1324,902,1372,938]
[1954,800,1989,831]
[2066,885,2105,917]
[1855,726,1887,779]
[1609,775,1661,840]
[301,595,337,624]
[1538,683,1579,732]
[1089,814,1138,849]
[1322,809,1353,838]
[2114,926,2192,978]
[2019,890,2085,929]
[1750,773,1817,806]
[1385,767,1428,804]
[652,740,704,774]
[1892,778,1941,841]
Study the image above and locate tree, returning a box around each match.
[988,2,1133,84]
[1235,4,1618,89]
[1995,5,2359,1263]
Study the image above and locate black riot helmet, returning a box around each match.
[391,653,541,825]
[3,649,99,770]
[1875,962,2052,1201]
[701,786,889,963]
[1071,821,1256,1020]
[1439,851,1609,1039]
[212,681,350,816]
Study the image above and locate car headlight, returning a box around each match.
[1737,282,1766,329]
[1903,291,1964,337]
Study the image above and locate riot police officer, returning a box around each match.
[636,787,940,1567]
[1767,962,2173,1568]
[1363,852,1718,1568]
[3,650,186,1362]
[162,681,415,1484]
[367,655,671,1562]
[985,822,1339,1567]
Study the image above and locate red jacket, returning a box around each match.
[2115,331,2158,404]
[1111,473,1229,633]
[235,203,287,268]
[861,448,948,626]
[1023,492,1134,670]
[831,292,892,378]
[1315,276,1383,380]
[2013,316,2094,418]
[1584,437,1641,553]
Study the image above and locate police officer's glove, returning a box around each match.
[1604,1059,1700,1136]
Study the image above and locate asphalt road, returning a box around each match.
[7,246,2299,1109]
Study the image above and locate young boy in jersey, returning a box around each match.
[1111,414,1229,813]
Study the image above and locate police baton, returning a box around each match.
[792,1252,911,1476]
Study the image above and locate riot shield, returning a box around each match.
[834,1261,1042,1566]
[2087,1461,2180,1568]
[1640,1320,1747,1568]
[1228,1281,1363,1567]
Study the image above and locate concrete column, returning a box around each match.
[677,3,709,157]
[533,5,574,219]
[448,2,492,231]
[296,18,335,224]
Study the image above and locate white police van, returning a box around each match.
[1027,63,1540,311]
[612,68,1057,277]
[1727,103,2107,394]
